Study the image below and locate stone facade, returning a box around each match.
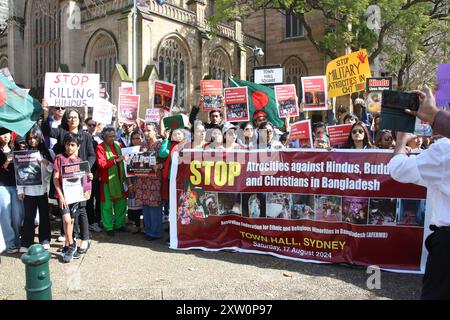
[0,0,252,120]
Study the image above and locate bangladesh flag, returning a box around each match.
[0,74,43,136]
[228,77,284,127]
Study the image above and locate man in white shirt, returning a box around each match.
[389,88,450,300]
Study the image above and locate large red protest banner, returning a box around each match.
[170,150,427,272]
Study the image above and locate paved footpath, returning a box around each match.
[0,226,422,300]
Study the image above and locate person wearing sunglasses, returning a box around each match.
[42,100,65,153]
[342,121,373,149]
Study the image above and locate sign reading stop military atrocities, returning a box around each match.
[326,124,353,147]
[274,84,299,118]
[301,76,327,111]
[326,50,372,98]
[170,150,428,273]
[287,120,312,148]
[44,73,100,107]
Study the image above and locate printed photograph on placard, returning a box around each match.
[201,80,223,111]
[274,84,299,118]
[368,198,397,225]
[396,199,426,227]
[265,193,292,219]
[291,195,315,220]
[314,195,342,222]
[218,193,242,216]
[342,197,369,225]
[199,192,219,216]
[224,87,249,122]
[301,76,327,111]
[242,193,266,218]
[13,150,43,186]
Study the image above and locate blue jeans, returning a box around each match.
[142,205,162,238]
[0,186,24,249]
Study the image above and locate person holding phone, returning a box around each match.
[389,87,450,299]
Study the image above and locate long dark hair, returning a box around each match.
[25,124,53,162]
[342,121,373,149]
[61,109,83,131]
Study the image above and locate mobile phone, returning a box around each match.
[381,90,420,111]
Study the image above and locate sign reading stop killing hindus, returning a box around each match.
[326,50,372,98]
[44,73,100,107]
[170,150,428,273]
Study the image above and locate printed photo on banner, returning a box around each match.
[177,188,210,224]
[92,98,114,125]
[124,151,157,177]
[153,80,175,112]
[13,150,42,186]
[342,196,369,224]
[118,94,140,124]
[242,193,266,218]
[266,193,292,219]
[326,124,353,148]
[326,49,372,98]
[368,199,397,225]
[201,80,223,111]
[62,161,91,205]
[435,63,450,108]
[291,195,315,220]
[287,120,312,148]
[396,199,425,226]
[274,84,299,118]
[301,76,327,111]
[44,73,100,107]
[314,195,342,222]
[224,87,250,122]
[217,193,242,216]
[366,77,392,114]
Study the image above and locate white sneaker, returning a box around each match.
[6,247,18,254]
[80,240,89,251]
[42,242,50,250]
[57,235,66,242]
[19,247,28,253]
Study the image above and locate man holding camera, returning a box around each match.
[389,86,450,299]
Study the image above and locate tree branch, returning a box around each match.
[299,13,337,59]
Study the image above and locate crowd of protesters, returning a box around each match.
[0,89,442,263]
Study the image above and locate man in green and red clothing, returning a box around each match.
[96,127,127,237]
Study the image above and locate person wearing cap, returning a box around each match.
[222,123,241,150]
[253,110,268,128]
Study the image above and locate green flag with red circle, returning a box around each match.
[0,74,43,136]
[228,77,284,127]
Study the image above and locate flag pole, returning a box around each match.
[133,0,138,95]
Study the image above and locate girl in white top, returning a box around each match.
[17,125,53,252]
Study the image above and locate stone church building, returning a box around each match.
[0,0,331,120]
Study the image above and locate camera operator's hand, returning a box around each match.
[407,85,439,124]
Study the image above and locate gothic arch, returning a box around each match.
[156,33,192,111]
[82,29,119,67]
[282,55,308,98]
[209,46,232,85]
